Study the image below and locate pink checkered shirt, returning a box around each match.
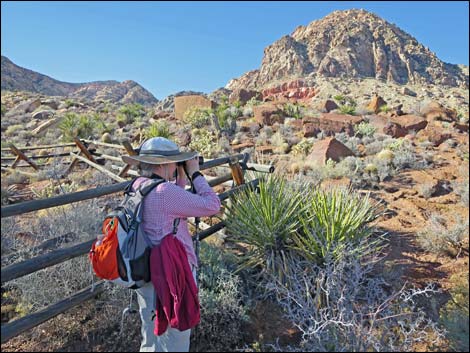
[132,175,221,268]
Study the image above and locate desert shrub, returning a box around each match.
[189,129,219,158]
[417,182,437,199]
[417,214,469,257]
[1,103,6,116]
[334,95,357,115]
[59,112,96,141]
[354,121,377,137]
[338,105,356,115]
[270,131,289,154]
[242,105,253,117]
[116,103,144,125]
[64,99,76,108]
[145,120,172,139]
[291,138,315,156]
[265,246,445,352]
[192,243,248,352]
[283,103,304,119]
[5,124,23,136]
[183,106,212,128]
[440,273,469,352]
[379,104,391,113]
[452,166,469,206]
[246,96,262,107]
[8,200,105,316]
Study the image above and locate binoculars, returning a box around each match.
[177,156,204,167]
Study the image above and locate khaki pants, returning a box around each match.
[136,268,196,352]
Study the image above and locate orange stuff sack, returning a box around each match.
[89,217,120,280]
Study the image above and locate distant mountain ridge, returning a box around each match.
[1,56,158,105]
[226,9,469,90]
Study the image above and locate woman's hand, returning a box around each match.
[185,156,200,176]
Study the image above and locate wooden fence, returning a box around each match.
[0,139,273,344]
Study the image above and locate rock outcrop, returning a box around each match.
[1,56,158,105]
[226,9,468,91]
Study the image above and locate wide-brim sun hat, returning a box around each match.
[121,137,198,166]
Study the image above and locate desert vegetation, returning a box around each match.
[1,70,469,352]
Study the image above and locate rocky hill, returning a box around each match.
[226,9,469,91]
[1,56,158,106]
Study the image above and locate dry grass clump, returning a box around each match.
[416,214,469,258]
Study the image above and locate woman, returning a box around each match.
[122,137,221,352]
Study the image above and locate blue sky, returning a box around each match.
[1,1,469,99]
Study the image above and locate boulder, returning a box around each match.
[306,137,355,165]
[174,95,216,120]
[421,101,457,122]
[384,114,428,138]
[318,99,339,113]
[303,113,363,136]
[6,98,41,117]
[401,87,417,97]
[367,94,387,113]
[31,110,54,120]
[229,89,262,105]
[253,104,285,126]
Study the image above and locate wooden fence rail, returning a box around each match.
[1,178,259,285]
[1,181,129,218]
[0,145,265,344]
[1,281,106,344]
[0,142,77,153]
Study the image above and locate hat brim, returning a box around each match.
[122,152,198,166]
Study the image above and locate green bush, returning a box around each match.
[334,95,357,115]
[283,102,304,119]
[59,113,96,141]
[354,121,377,137]
[183,107,212,128]
[145,121,172,139]
[338,105,356,115]
[189,129,219,158]
[116,103,144,125]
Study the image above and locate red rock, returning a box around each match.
[302,113,363,136]
[306,137,355,165]
[253,104,285,126]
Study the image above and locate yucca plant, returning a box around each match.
[145,121,172,139]
[292,187,383,264]
[224,174,306,283]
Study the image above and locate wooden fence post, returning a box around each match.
[118,140,137,177]
[9,144,39,170]
[229,156,245,186]
[64,138,97,175]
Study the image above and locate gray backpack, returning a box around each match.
[90,178,165,289]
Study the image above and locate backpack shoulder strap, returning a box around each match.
[138,178,166,197]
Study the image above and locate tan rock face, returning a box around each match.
[174,95,216,120]
[226,9,468,91]
[306,137,355,165]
